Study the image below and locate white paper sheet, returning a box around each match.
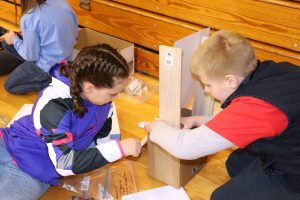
[8,104,33,126]
[121,185,190,200]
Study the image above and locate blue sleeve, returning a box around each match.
[39,98,109,176]
[13,14,40,61]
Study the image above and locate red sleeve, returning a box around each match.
[205,96,288,148]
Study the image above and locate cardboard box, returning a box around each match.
[72,28,134,73]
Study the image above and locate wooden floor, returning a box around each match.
[0,72,231,200]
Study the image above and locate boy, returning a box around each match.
[145,30,300,200]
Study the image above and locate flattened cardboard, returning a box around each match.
[72,28,134,73]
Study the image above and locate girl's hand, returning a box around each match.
[0,30,16,45]
[120,138,141,157]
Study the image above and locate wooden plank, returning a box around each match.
[0,1,20,26]
[135,47,159,78]
[67,0,199,50]
[112,0,300,52]
[68,0,300,69]
[136,45,300,79]
[148,45,182,187]
[8,0,300,54]
[6,0,21,4]
[158,46,182,128]
[0,19,19,32]
[148,45,208,187]
[4,0,300,66]
[254,43,300,66]
[256,0,300,8]
[2,0,299,77]
[0,76,37,122]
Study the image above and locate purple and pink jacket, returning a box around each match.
[0,67,123,185]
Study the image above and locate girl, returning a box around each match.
[0,44,142,200]
[0,0,77,94]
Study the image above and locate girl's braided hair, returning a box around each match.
[60,44,130,117]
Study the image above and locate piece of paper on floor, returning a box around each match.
[8,104,33,126]
[140,136,148,147]
[121,185,190,200]
[138,121,148,128]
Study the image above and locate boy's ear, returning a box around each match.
[224,74,239,89]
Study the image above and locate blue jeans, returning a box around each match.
[0,138,49,200]
[0,46,23,74]
[1,40,51,94]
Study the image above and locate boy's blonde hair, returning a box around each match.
[191,30,257,79]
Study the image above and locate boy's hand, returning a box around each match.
[144,117,164,132]
[0,30,16,45]
[120,138,141,157]
[144,121,156,132]
[180,116,196,129]
[180,116,206,129]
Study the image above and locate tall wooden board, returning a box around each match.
[148,45,182,187]
[148,45,207,187]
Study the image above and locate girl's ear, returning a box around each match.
[82,82,94,93]
[224,74,239,89]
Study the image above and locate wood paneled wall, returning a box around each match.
[0,0,20,26]
[1,0,300,77]
[113,0,300,52]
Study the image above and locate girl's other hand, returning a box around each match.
[120,138,141,157]
[1,30,16,45]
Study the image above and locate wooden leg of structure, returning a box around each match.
[148,45,207,188]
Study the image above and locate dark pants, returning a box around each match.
[211,149,300,200]
[0,40,51,94]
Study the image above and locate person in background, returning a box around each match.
[0,44,142,200]
[145,30,300,200]
[0,0,77,94]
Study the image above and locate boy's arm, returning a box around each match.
[149,122,233,160]
[149,96,288,159]
[181,115,213,129]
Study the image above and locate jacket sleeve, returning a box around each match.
[37,98,122,176]
[13,15,40,61]
[150,122,233,160]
